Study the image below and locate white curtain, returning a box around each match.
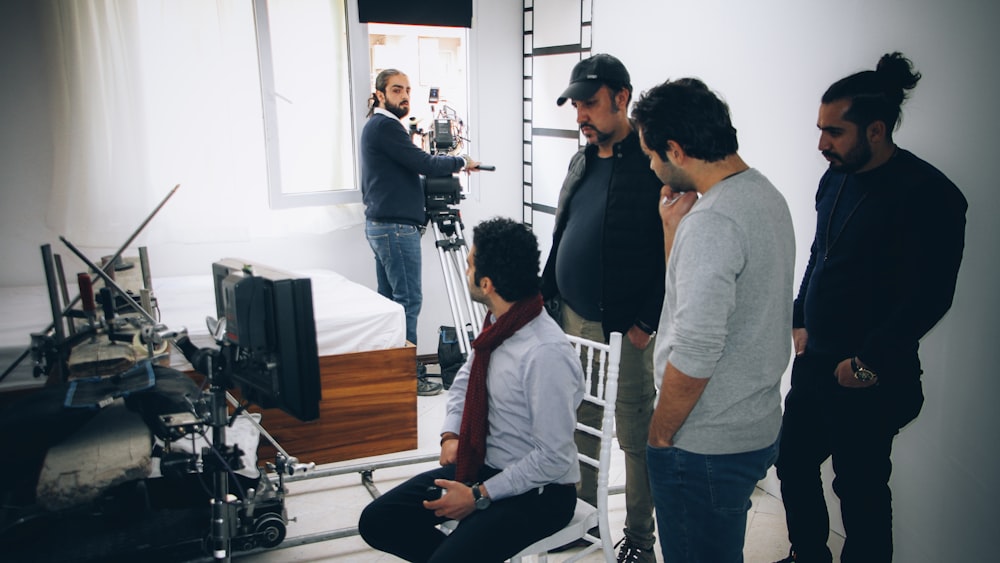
[44,0,363,248]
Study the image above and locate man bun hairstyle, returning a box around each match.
[631,77,738,163]
[822,52,922,136]
[472,217,540,303]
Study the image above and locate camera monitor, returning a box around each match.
[211,259,321,421]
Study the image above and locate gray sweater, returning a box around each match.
[653,168,795,455]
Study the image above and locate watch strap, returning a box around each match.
[851,356,877,382]
[471,482,490,509]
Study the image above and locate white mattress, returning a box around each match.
[153,268,406,356]
[0,269,406,387]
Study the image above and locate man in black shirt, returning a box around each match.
[540,53,664,563]
[774,52,967,563]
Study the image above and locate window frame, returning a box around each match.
[253,0,372,209]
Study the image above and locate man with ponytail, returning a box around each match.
[359,217,584,562]
[775,53,968,563]
[360,69,481,397]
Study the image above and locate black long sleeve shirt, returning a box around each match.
[794,148,967,383]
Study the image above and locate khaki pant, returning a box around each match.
[561,304,657,549]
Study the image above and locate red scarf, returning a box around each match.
[454,292,544,483]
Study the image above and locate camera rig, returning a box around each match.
[415,102,487,357]
[0,186,313,562]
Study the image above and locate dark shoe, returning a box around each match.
[615,536,656,563]
[549,527,599,553]
[417,378,442,396]
[549,537,592,553]
[773,550,797,563]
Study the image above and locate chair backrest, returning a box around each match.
[565,331,621,561]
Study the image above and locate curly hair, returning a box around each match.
[822,52,922,137]
[630,77,738,163]
[471,217,540,303]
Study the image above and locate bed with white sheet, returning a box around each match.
[153,268,406,356]
[0,267,418,466]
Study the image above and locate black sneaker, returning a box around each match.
[417,378,442,396]
[773,550,797,563]
[615,536,656,563]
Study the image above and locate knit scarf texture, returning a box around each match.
[455,292,544,483]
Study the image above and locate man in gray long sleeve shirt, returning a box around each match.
[631,78,795,562]
[359,217,584,563]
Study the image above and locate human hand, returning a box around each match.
[627,325,653,351]
[462,155,483,172]
[834,357,877,388]
[439,437,459,466]
[647,408,674,448]
[658,186,697,229]
[423,479,476,520]
[793,328,808,356]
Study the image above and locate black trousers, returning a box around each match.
[358,464,577,563]
[775,352,923,563]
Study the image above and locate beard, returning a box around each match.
[580,123,614,145]
[468,283,487,306]
[824,133,872,173]
[384,99,409,119]
[658,159,697,193]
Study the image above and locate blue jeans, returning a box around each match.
[365,220,423,345]
[647,439,778,563]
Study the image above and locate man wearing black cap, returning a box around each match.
[541,53,664,563]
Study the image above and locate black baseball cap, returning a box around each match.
[557,53,632,106]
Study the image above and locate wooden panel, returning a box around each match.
[252,345,417,465]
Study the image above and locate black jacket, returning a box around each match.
[794,148,967,383]
[541,129,665,338]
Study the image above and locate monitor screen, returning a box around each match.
[211,259,321,421]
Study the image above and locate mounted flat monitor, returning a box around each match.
[211,259,321,421]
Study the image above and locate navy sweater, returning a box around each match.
[360,113,465,225]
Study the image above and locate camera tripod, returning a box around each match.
[417,100,492,357]
[425,176,486,356]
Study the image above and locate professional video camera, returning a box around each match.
[416,103,468,214]
[410,90,489,367]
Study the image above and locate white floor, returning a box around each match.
[236,374,844,563]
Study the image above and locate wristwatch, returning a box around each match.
[471,482,491,510]
[851,357,878,383]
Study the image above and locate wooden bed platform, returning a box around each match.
[240,345,417,466]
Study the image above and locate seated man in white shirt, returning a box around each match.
[359,217,585,563]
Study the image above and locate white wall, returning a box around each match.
[414,0,525,350]
[4,1,997,558]
[591,0,998,560]
[0,0,525,354]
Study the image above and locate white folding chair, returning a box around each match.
[509,331,622,563]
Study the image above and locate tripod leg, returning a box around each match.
[432,220,486,355]
[433,222,472,355]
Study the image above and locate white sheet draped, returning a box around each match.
[43,0,362,248]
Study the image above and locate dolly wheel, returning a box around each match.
[254,515,286,548]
